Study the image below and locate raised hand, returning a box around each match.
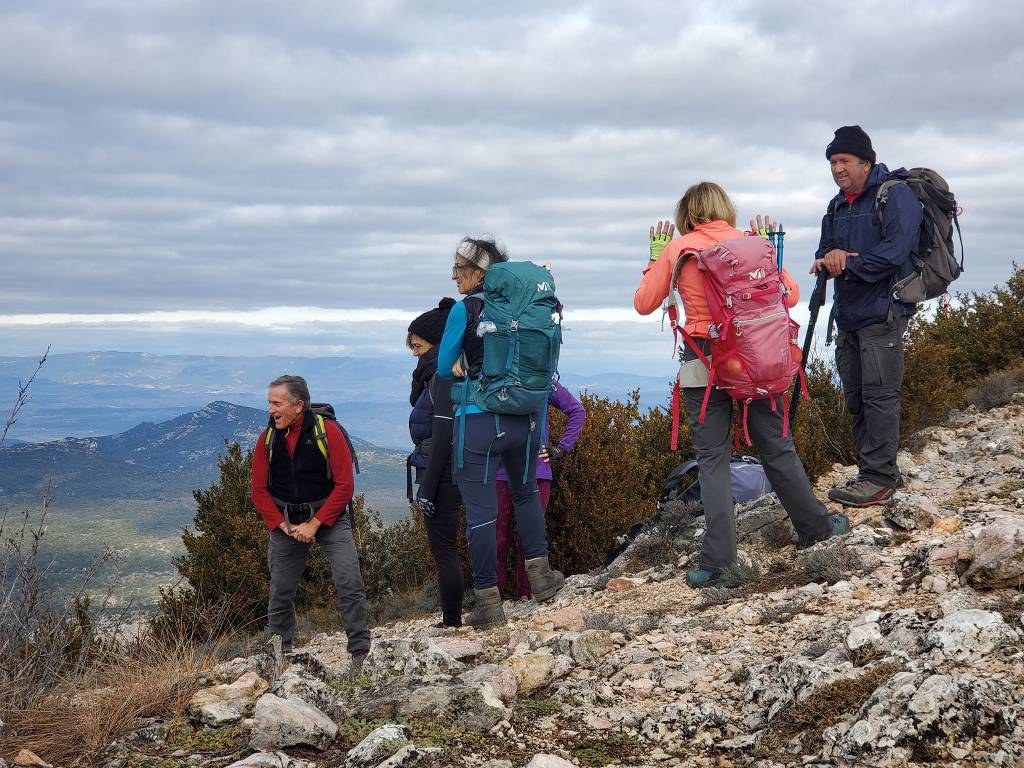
[649,220,675,262]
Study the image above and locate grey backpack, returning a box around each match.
[877,167,964,303]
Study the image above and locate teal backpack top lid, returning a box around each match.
[475,261,562,415]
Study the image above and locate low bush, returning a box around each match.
[966,364,1024,411]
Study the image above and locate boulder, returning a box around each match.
[824,671,1016,764]
[249,694,338,751]
[273,666,337,713]
[188,671,270,726]
[959,521,1024,589]
[927,609,1019,662]
[348,682,507,734]
[345,723,409,768]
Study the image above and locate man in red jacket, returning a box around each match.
[251,374,369,670]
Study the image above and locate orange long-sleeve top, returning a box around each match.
[633,220,800,339]
[250,418,354,530]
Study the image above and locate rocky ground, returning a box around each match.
[8,396,1024,768]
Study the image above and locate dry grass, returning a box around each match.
[0,635,219,766]
[764,662,901,752]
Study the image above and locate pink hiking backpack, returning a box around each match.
[667,236,807,450]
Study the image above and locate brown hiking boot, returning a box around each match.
[467,586,506,629]
[827,478,895,507]
[525,556,565,602]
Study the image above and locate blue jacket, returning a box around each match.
[437,289,485,416]
[816,163,923,331]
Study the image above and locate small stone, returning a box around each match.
[606,577,643,592]
[569,630,614,668]
[345,723,409,767]
[932,515,961,533]
[249,693,338,751]
[799,582,825,598]
[188,671,270,726]
[225,754,293,768]
[528,606,586,631]
[737,606,762,626]
[14,751,50,768]
[524,756,575,768]
[506,652,556,695]
[884,493,939,530]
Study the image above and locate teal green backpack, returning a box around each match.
[476,261,562,414]
[455,262,562,477]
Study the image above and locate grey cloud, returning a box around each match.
[1,0,1022,331]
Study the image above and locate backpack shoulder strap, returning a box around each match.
[874,178,906,226]
[312,413,333,481]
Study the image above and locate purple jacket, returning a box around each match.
[496,380,586,482]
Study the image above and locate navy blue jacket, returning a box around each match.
[816,163,923,331]
[408,348,437,471]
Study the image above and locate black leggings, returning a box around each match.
[423,478,465,626]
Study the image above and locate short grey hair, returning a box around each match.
[268,375,310,408]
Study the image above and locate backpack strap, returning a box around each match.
[312,413,333,482]
[263,425,275,485]
[873,178,905,226]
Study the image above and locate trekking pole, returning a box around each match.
[788,268,828,426]
[775,223,784,271]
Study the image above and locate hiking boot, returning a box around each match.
[827,478,896,507]
[524,556,565,602]
[797,513,851,549]
[467,586,506,629]
[686,569,722,589]
[345,651,368,680]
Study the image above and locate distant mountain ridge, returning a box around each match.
[0,401,408,508]
[0,351,674,446]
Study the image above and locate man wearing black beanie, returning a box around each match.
[811,126,922,507]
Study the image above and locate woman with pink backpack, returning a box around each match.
[633,181,848,588]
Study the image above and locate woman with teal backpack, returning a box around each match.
[437,236,565,629]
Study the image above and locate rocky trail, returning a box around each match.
[10,396,1024,768]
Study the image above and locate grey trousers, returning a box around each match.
[835,317,908,486]
[684,386,831,573]
[266,513,370,654]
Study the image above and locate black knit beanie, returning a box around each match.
[825,125,876,164]
[409,297,456,345]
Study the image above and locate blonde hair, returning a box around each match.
[674,181,737,234]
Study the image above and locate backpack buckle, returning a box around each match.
[509,320,519,332]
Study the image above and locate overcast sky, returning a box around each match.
[2,0,1022,376]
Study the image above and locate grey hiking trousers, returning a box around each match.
[835,316,908,486]
[684,385,831,573]
[266,512,370,654]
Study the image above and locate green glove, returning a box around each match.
[650,231,672,262]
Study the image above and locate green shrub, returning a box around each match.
[966,364,1024,411]
[545,390,683,577]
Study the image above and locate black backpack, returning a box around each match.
[877,168,964,303]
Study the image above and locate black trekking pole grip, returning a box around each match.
[789,269,828,427]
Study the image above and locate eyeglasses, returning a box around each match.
[451,263,473,278]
